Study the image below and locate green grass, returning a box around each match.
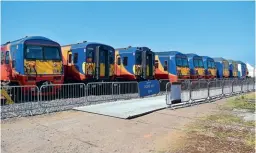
[221,93,255,112]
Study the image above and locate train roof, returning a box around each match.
[155,51,185,56]
[62,41,114,50]
[1,36,59,46]
[186,53,201,58]
[227,59,237,64]
[115,46,151,52]
[213,57,228,62]
[236,61,246,65]
[202,56,214,60]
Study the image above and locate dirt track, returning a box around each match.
[1,100,226,153]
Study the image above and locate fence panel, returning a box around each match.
[208,80,223,98]
[166,81,190,108]
[247,78,255,91]
[112,82,139,100]
[241,80,248,93]
[223,79,233,96]
[86,82,113,102]
[232,79,242,94]
[159,79,169,95]
[40,83,86,112]
[190,80,209,102]
[1,85,39,118]
[181,81,191,103]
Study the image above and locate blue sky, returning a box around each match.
[1,1,255,65]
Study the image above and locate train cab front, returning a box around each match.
[175,55,190,81]
[231,62,238,78]
[205,59,217,79]
[191,57,205,79]
[20,39,64,95]
[135,47,155,81]
[223,60,230,78]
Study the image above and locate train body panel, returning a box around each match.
[155,51,190,82]
[61,42,115,82]
[1,36,64,87]
[228,60,238,78]
[186,53,205,79]
[114,47,155,81]
[213,57,230,78]
[237,61,247,79]
[202,56,217,79]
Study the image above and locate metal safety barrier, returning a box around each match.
[112,82,139,100]
[165,81,191,108]
[1,85,39,118]
[159,79,169,95]
[223,79,233,96]
[208,80,223,99]
[166,78,255,108]
[232,79,242,94]
[247,78,255,91]
[1,78,255,119]
[190,80,209,102]
[86,82,113,102]
[39,83,86,113]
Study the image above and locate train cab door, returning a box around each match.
[67,51,73,78]
[159,56,169,79]
[141,51,147,79]
[95,46,110,80]
[115,54,121,77]
[146,51,154,79]
[5,51,12,81]
[1,51,7,81]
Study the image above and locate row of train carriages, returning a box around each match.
[0,36,250,103]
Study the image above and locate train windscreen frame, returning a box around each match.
[176,55,188,67]
[207,59,215,68]
[24,45,61,61]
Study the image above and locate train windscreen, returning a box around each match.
[223,61,229,69]
[25,45,61,60]
[207,60,215,68]
[24,45,62,75]
[135,52,142,65]
[193,58,204,68]
[176,57,188,67]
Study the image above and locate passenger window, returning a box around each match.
[123,57,128,66]
[155,60,159,68]
[73,53,78,64]
[68,53,72,64]
[1,52,4,64]
[117,57,121,65]
[164,60,168,71]
[5,51,10,64]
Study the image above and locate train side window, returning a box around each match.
[5,51,10,64]
[164,60,168,71]
[117,57,121,65]
[68,53,72,64]
[155,60,159,68]
[123,57,128,66]
[73,53,78,64]
[1,52,4,64]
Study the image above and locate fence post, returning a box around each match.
[189,81,193,104]
[207,81,210,102]
[111,82,114,101]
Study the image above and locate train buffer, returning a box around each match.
[73,95,166,119]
